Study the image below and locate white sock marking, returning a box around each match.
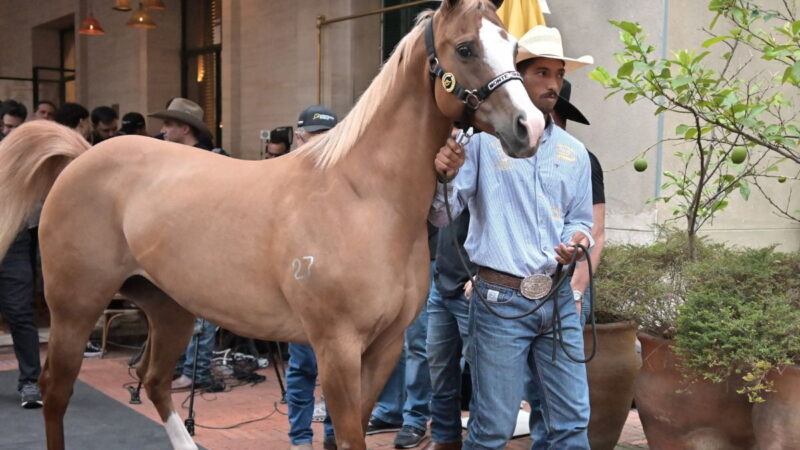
[164,412,198,450]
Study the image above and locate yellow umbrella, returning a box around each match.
[496,0,546,39]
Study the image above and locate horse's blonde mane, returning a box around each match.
[298,11,434,169]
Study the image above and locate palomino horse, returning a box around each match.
[0,1,544,448]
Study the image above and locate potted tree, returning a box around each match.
[589,0,799,447]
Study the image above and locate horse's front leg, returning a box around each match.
[359,326,406,430]
[315,334,368,450]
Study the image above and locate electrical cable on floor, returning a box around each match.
[193,401,284,430]
[120,346,279,430]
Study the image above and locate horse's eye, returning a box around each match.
[457,45,473,58]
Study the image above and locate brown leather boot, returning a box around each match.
[421,441,462,450]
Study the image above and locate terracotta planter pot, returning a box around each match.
[583,322,641,450]
[752,365,800,449]
[634,333,755,449]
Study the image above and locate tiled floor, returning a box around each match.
[0,343,648,449]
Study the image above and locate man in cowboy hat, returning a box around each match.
[149,98,223,391]
[149,97,212,149]
[428,25,594,449]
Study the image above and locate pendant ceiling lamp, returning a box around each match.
[78,3,105,35]
[112,0,132,11]
[143,0,166,10]
[127,3,157,29]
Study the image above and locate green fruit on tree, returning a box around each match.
[634,158,648,172]
[778,176,787,183]
[731,147,747,164]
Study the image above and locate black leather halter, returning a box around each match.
[424,17,523,131]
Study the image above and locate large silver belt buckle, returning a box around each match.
[520,274,552,300]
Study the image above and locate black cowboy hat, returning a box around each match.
[554,79,590,125]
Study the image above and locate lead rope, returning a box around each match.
[440,137,596,363]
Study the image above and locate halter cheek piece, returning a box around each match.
[424,17,523,132]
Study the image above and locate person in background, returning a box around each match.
[90,105,119,144]
[33,100,56,121]
[284,105,338,450]
[54,102,91,140]
[365,223,434,449]
[265,126,293,159]
[149,98,224,391]
[1,100,27,139]
[422,206,474,450]
[550,79,605,324]
[118,112,148,136]
[0,105,44,408]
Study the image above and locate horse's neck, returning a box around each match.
[338,43,452,220]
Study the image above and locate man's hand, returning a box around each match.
[434,136,466,182]
[554,232,590,265]
[464,279,473,299]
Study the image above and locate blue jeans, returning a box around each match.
[464,277,589,450]
[581,287,592,327]
[528,287,593,445]
[176,318,217,384]
[426,281,471,443]
[285,343,333,445]
[372,267,433,431]
[0,231,41,389]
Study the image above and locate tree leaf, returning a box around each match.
[612,20,642,36]
[624,92,638,104]
[702,35,730,47]
[671,75,693,89]
[739,181,751,200]
[590,67,612,85]
[618,61,635,78]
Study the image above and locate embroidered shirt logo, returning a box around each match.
[556,144,576,163]
[493,141,513,170]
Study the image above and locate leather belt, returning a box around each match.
[477,266,557,300]
[476,266,549,290]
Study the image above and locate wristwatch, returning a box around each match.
[573,290,584,303]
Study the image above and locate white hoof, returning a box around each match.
[164,412,198,450]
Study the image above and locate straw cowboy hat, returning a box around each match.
[149,98,210,137]
[516,25,594,73]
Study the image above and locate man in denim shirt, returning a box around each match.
[428,25,594,449]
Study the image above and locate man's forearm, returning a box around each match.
[571,238,604,293]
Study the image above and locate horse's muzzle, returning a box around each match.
[497,110,544,159]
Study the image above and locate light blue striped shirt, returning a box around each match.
[428,124,594,278]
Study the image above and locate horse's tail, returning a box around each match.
[0,120,91,257]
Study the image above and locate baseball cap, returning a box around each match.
[120,112,146,134]
[297,105,338,132]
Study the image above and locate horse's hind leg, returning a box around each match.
[41,288,119,450]
[122,278,197,450]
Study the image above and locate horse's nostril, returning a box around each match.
[515,113,528,140]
